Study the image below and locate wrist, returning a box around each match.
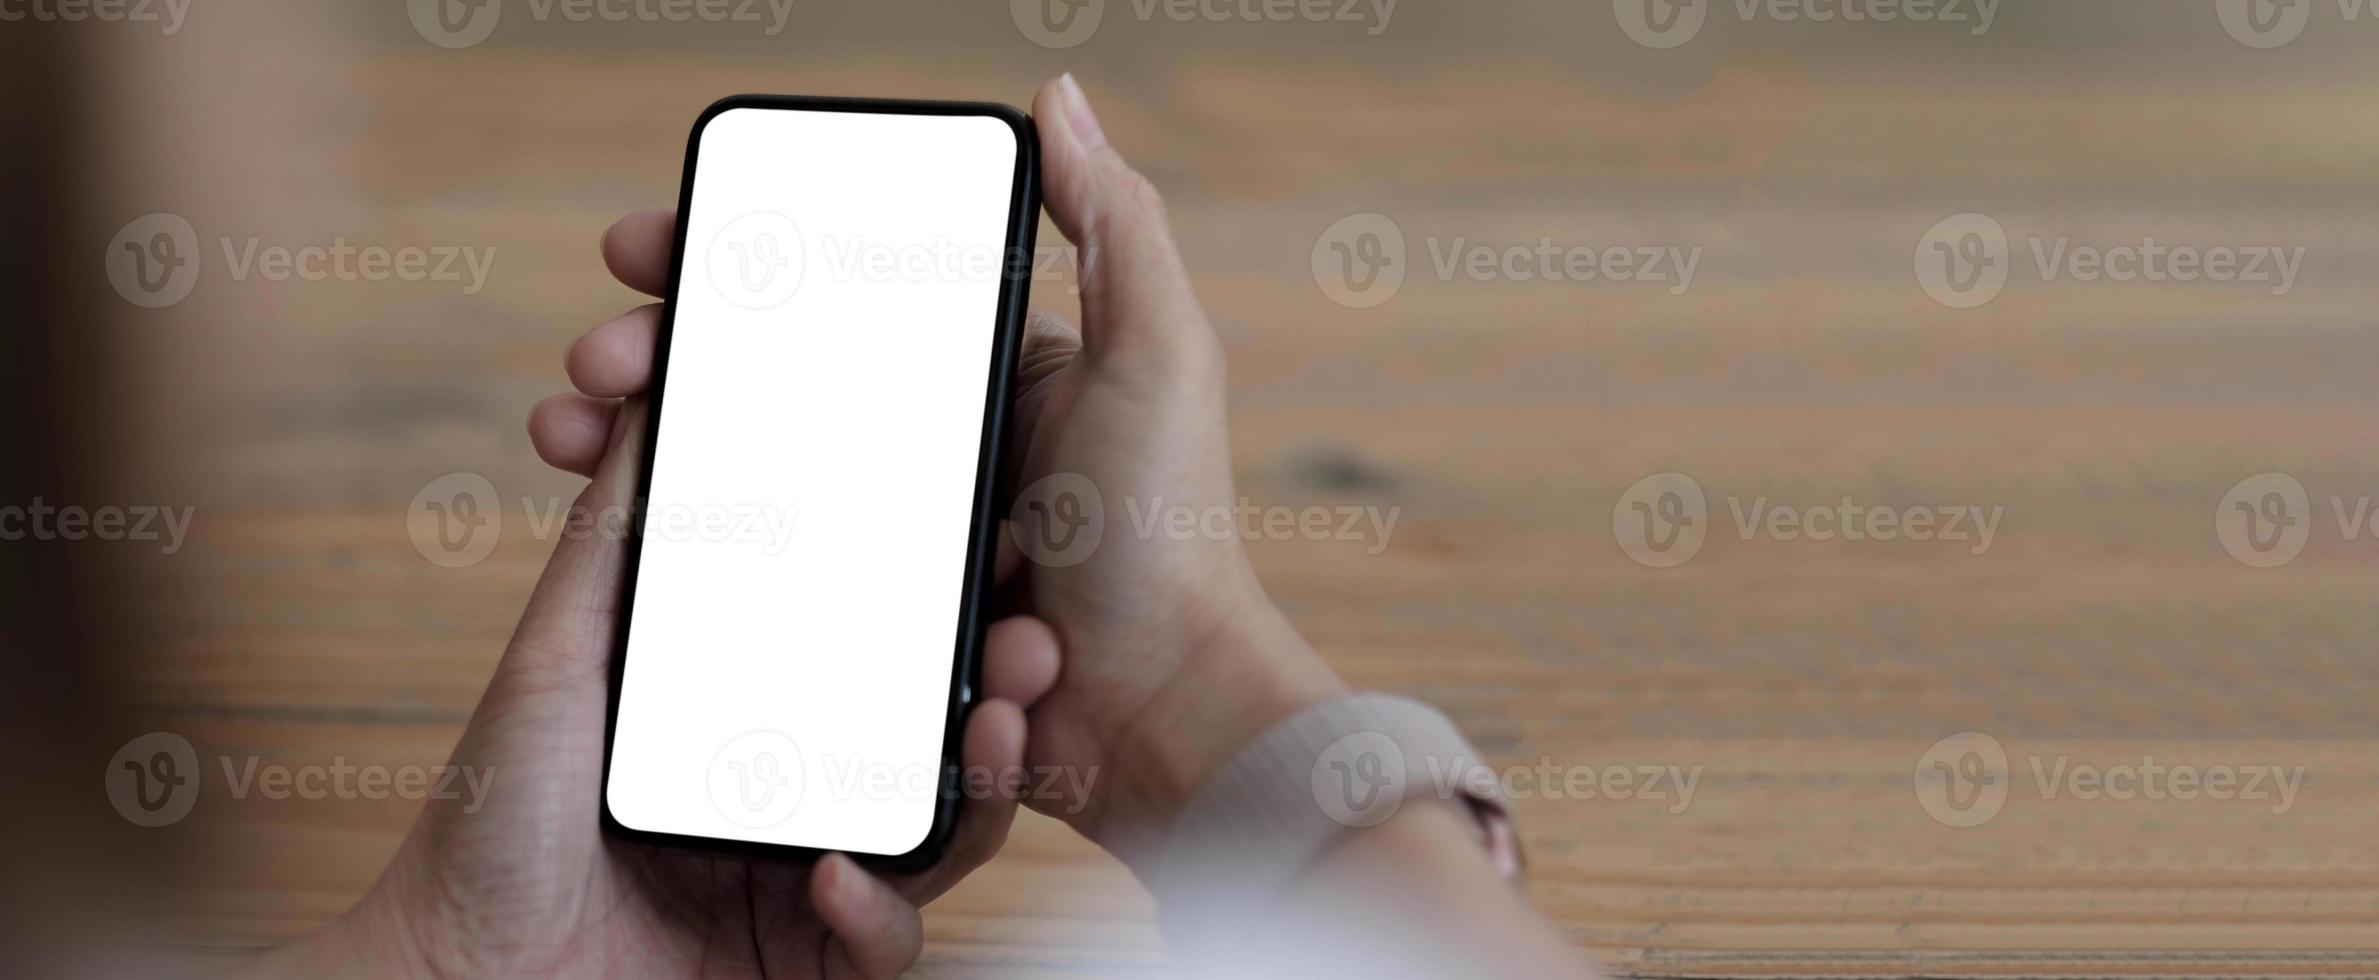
[1094,582,1347,868]
[248,837,462,980]
[247,882,436,980]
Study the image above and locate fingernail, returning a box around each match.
[1057,73,1107,151]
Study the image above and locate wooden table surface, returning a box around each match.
[80,2,2379,975]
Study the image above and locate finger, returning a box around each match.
[602,208,677,298]
[1007,307,1079,448]
[1030,75,1213,368]
[982,616,1062,706]
[993,519,1024,587]
[567,304,661,398]
[1000,307,1083,501]
[892,694,1036,904]
[1017,306,1081,389]
[920,618,1061,891]
[527,392,620,478]
[812,853,925,980]
[498,398,647,672]
[996,308,1082,588]
[939,699,1034,897]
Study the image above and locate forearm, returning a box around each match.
[1091,597,1591,976]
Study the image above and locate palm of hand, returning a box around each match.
[387,457,957,978]
[991,83,1343,861]
[358,201,1065,976]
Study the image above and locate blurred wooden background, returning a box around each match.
[67,1,2379,975]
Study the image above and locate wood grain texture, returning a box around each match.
[83,2,2379,975]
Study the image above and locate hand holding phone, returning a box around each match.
[601,96,1041,868]
[274,76,1567,979]
[279,93,1066,974]
[278,74,1404,978]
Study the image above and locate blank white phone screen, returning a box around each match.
[605,107,1020,855]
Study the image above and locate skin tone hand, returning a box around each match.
[993,76,1354,864]
[530,74,1586,977]
[1004,75,1590,977]
[263,72,1585,978]
[529,75,1350,874]
[253,208,1068,980]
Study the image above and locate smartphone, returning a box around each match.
[600,95,1039,869]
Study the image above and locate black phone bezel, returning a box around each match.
[597,94,1041,873]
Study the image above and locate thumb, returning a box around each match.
[1031,74,1218,376]
[492,397,648,687]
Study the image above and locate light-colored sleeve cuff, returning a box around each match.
[1150,692,1524,946]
